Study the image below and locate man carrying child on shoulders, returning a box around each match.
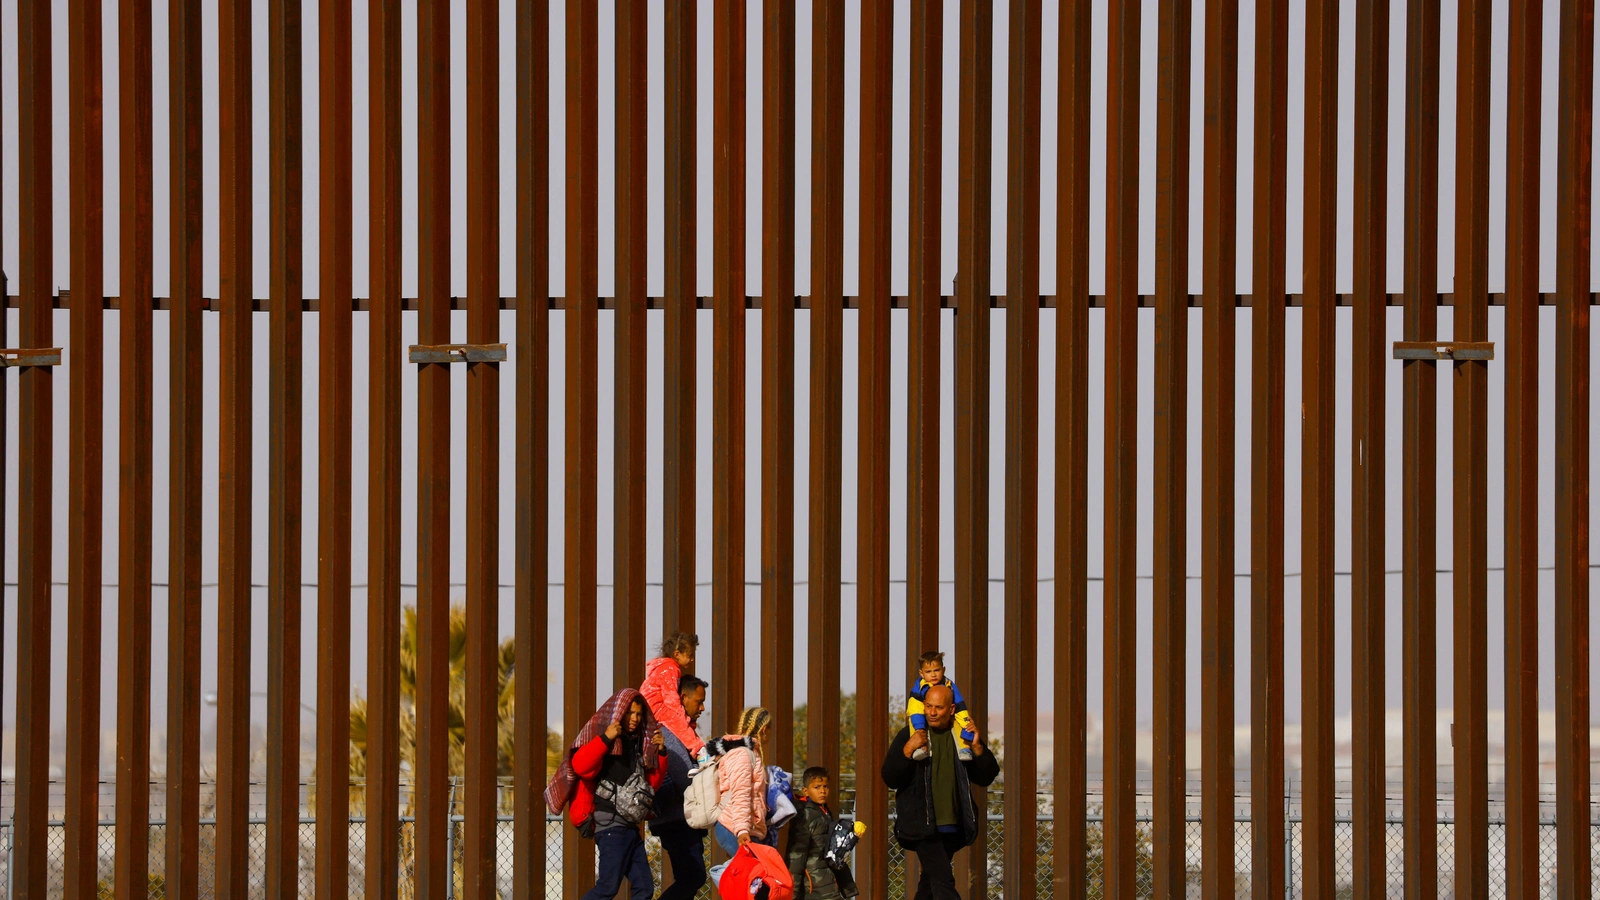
[880,684,999,900]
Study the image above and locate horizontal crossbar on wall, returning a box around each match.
[5,290,1588,312]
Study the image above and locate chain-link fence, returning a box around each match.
[0,781,1593,898]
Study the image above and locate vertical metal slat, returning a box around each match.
[1400,0,1439,893]
[1200,0,1239,895]
[1554,0,1594,893]
[512,1,551,896]
[1105,0,1142,891]
[316,0,355,892]
[266,0,306,890]
[807,0,844,782]
[906,0,943,663]
[115,0,157,890]
[65,0,106,890]
[953,0,992,892]
[463,0,501,892]
[1301,0,1341,892]
[1502,0,1543,894]
[166,0,207,891]
[1452,0,1493,890]
[1003,1,1042,895]
[663,0,698,636]
[714,0,750,740]
[855,2,895,892]
[1152,0,1192,891]
[1055,0,1093,893]
[614,0,649,693]
[1250,0,1289,894]
[759,0,797,775]
[563,1,600,894]
[215,0,255,886]
[415,0,452,892]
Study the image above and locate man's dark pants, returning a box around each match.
[651,819,708,900]
[906,832,968,900]
[584,827,653,900]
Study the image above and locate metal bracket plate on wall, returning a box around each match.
[407,343,508,364]
[0,347,63,367]
[1392,341,1495,361]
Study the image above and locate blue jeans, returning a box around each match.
[583,827,652,900]
[651,820,707,900]
[714,822,775,856]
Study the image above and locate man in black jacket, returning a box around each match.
[880,684,1000,899]
[651,674,709,900]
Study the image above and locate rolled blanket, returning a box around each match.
[765,766,796,829]
[543,687,659,816]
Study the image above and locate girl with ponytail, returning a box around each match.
[713,706,774,854]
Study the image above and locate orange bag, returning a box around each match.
[716,842,795,900]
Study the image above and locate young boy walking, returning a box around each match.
[784,767,859,899]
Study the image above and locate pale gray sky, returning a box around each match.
[0,0,1594,769]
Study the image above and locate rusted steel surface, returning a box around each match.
[1105,0,1141,891]
[906,0,942,662]
[65,0,105,891]
[1400,0,1439,893]
[1003,2,1041,896]
[760,0,797,772]
[463,0,501,894]
[1152,0,1190,893]
[714,0,750,737]
[14,0,53,891]
[663,0,697,635]
[266,0,305,892]
[615,0,648,693]
[1249,0,1288,895]
[366,0,404,892]
[1199,1,1237,897]
[166,0,205,892]
[1301,0,1340,893]
[1351,0,1389,892]
[1056,0,1092,895]
[512,1,551,895]
[1555,0,1594,894]
[952,0,991,893]
[564,1,600,893]
[415,0,452,893]
[807,0,843,780]
[215,0,254,888]
[316,0,354,894]
[855,3,894,893]
[115,0,157,892]
[1053,13,1092,899]
[1503,0,1542,895]
[1453,0,1492,891]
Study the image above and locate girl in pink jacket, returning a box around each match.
[639,632,707,758]
[714,706,774,854]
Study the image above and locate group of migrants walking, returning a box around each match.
[545,634,1000,900]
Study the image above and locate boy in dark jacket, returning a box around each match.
[784,767,859,899]
[880,685,1000,899]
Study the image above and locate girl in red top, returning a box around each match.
[640,632,707,758]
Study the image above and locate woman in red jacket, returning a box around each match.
[545,689,667,900]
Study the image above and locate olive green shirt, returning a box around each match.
[929,726,959,828]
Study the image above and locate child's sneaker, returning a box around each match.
[911,746,930,761]
[957,746,974,762]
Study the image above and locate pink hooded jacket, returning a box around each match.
[639,656,706,756]
[715,741,768,839]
